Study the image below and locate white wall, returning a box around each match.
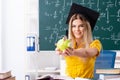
[0,0,2,71]
[1,0,60,80]
[2,0,25,79]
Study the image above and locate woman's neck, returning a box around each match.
[75,38,84,48]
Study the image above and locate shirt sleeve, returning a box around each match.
[90,39,102,56]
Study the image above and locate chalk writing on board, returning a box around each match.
[39,0,120,50]
[94,32,120,45]
[101,26,113,31]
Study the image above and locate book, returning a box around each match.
[0,70,11,79]
[99,74,120,80]
[36,75,53,80]
[36,74,74,80]
[5,76,15,80]
[115,56,120,68]
[96,68,120,74]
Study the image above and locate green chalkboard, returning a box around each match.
[39,0,120,50]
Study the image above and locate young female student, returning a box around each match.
[55,3,102,80]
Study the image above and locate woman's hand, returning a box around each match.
[63,47,74,56]
[55,47,74,57]
[55,48,63,55]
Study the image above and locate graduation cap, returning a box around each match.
[66,3,100,31]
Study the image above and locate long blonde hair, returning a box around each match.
[68,14,93,48]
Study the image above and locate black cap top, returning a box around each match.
[66,3,100,31]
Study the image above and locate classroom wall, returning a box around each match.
[0,0,2,71]
[2,0,25,80]
[1,0,60,79]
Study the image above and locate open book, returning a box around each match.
[36,74,73,80]
[36,74,93,80]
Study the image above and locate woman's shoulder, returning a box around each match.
[90,39,102,46]
[90,39,102,52]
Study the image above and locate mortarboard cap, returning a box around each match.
[66,3,100,31]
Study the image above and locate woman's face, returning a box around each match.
[72,19,85,39]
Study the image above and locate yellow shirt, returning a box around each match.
[64,39,102,78]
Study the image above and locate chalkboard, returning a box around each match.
[39,0,120,50]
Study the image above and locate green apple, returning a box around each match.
[56,37,71,51]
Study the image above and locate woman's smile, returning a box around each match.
[72,19,85,39]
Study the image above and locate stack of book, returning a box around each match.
[0,70,15,80]
[96,68,120,80]
[115,56,120,68]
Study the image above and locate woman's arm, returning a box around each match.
[56,47,99,58]
[60,40,102,58]
[74,48,99,57]
[63,47,99,58]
